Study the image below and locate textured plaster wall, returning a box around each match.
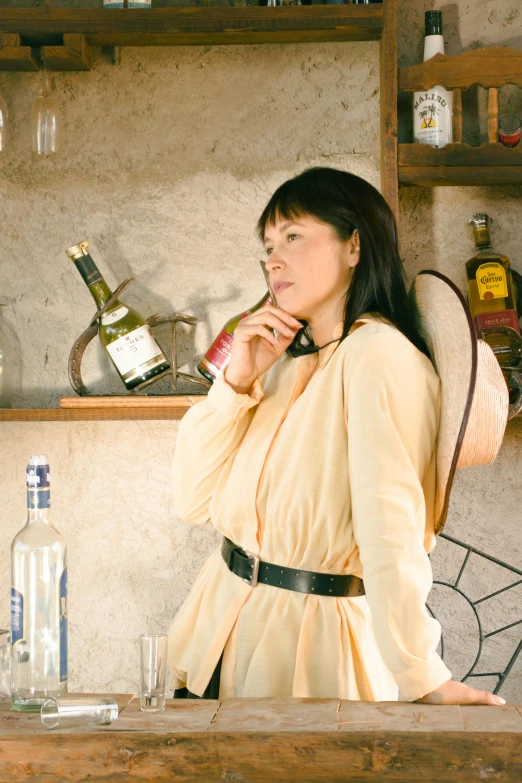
[0,0,521,700]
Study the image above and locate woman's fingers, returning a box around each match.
[416,680,506,706]
[238,311,301,339]
[239,324,283,350]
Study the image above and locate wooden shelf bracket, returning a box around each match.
[0,33,38,71]
[41,33,93,72]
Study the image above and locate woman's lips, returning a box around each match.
[274,282,294,294]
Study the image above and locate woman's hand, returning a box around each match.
[224,304,302,394]
[416,679,506,706]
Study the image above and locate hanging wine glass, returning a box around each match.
[31,66,61,156]
[0,95,8,152]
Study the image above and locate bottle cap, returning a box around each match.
[28,455,48,466]
[65,241,90,261]
[469,213,492,228]
[425,10,443,36]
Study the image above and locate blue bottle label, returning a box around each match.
[27,464,51,509]
[59,568,68,684]
[11,588,24,646]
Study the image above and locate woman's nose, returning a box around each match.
[265,251,285,270]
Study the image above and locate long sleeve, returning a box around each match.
[347,328,452,701]
[172,373,263,525]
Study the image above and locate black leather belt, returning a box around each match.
[221,537,365,597]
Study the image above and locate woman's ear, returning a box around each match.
[347,229,360,268]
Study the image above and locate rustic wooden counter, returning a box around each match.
[1,695,521,782]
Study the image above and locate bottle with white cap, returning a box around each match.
[11,456,67,711]
[413,10,453,147]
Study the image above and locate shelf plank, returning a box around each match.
[0,7,383,48]
[0,395,206,422]
[399,142,522,167]
[398,143,522,186]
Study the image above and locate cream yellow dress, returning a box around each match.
[167,317,452,701]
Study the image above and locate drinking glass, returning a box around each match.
[40,696,119,730]
[498,116,521,148]
[0,95,8,152]
[0,629,10,700]
[140,634,168,713]
[31,66,62,156]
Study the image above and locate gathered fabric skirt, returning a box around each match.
[173,652,223,699]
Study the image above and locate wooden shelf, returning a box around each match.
[398,143,522,187]
[0,7,383,51]
[0,395,206,422]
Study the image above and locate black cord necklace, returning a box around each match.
[286,324,342,358]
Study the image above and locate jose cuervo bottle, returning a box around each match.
[197,292,272,383]
[66,241,170,390]
[466,214,520,366]
[11,456,68,712]
[413,10,453,147]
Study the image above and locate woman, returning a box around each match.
[167,167,505,706]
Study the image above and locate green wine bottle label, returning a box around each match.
[10,588,24,646]
[59,568,68,684]
[74,253,103,287]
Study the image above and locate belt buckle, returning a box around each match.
[242,550,260,588]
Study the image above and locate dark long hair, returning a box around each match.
[256,167,429,358]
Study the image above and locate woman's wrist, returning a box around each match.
[223,366,255,395]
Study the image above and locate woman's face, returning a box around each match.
[263,214,360,323]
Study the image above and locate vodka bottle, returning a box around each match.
[66,241,170,390]
[413,10,453,148]
[11,456,68,712]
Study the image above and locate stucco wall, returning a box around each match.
[0,0,520,701]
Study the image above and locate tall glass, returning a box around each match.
[31,66,61,156]
[41,697,118,730]
[0,629,10,700]
[140,634,168,713]
[0,95,8,152]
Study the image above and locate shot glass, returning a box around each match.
[0,629,10,700]
[140,634,168,713]
[498,116,521,148]
[40,696,119,730]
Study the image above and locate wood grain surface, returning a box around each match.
[1,696,521,782]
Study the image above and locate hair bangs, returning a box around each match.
[256,180,314,243]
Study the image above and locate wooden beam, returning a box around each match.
[0,33,38,71]
[379,0,398,221]
[1,698,522,782]
[41,34,93,72]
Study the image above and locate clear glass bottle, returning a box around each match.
[466,214,520,366]
[0,303,14,408]
[11,456,68,712]
[66,241,171,391]
[413,10,453,148]
[197,292,272,383]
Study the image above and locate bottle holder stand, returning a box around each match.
[68,279,211,397]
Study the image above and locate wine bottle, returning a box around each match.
[466,214,520,366]
[11,456,67,712]
[413,11,453,148]
[66,241,170,391]
[197,292,272,383]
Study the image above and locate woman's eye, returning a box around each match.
[266,248,273,256]
[288,234,299,242]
